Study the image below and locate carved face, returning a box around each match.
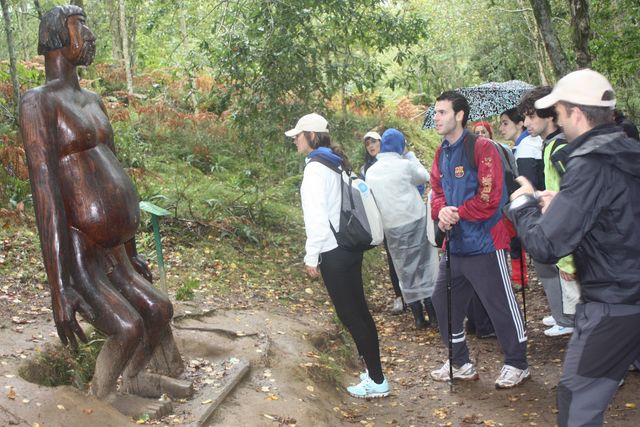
[65,14,96,66]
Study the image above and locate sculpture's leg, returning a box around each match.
[68,228,145,399]
[106,246,191,398]
[106,245,174,373]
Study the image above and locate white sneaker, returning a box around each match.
[390,296,404,315]
[544,324,574,337]
[430,360,479,382]
[542,315,556,327]
[347,376,390,398]
[495,365,530,389]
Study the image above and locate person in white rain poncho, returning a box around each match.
[366,129,439,329]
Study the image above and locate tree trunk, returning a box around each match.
[528,0,570,79]
[33,0,42,19]
[568,0,591,68]
[517,0,550,85]
[126,5,137,70]
[1,0,21,120]
[17,1,29,60]
[106,0,123,61]
[119,0,134,95]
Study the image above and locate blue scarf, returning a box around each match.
[307,146,343,168]
[514,129,529,147]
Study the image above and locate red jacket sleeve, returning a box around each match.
[458,137,504,222]
[430,147,445,220]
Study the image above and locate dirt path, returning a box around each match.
[1,282,639,426]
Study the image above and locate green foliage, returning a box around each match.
[590,0,640,118]
[176,278,200,301]
[18,331,105,390]
[208,0,428,145]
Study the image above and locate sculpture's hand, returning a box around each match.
[52,287,95,349]
[130,255,153,282]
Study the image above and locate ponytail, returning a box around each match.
[303,131,352,171]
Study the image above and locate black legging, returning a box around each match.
[319,246,384,383]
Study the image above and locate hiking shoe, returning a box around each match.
[544,324,574,337]
[495,365,530,389]
[542,315,556,327]
[359,370,368,381]
[430,360,479,382]
[390,296,404,315]
[347,376,390,398]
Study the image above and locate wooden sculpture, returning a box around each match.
[20,5,189,400]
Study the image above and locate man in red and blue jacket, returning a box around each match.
[428,91,529,389]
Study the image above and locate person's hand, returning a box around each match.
[130,255,153,282]
[537,190,558,213]
[438,220,452,232]
[559,270,576,281]
[305,265,320,278]
[510,176,535,201]
[438,206,459,227]
[51,287,94,349]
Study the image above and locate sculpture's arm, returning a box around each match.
[125,238,153,282]
[20,91,93,348]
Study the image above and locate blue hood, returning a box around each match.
[307,146,343,167]
[380,128,405,154]
[515,129,529,147]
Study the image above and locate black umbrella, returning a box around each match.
[423,80,535,128]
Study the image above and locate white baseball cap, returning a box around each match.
[535,69,616,109]
[363,131,381,141]
[284,113,329,137]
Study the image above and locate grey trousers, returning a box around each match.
[432,250,528,370]
[557,302,640,427]
[533,260,575,327]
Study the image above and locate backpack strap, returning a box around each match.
[306,156,342,174]
[549,138,570,176]
[463,132,478,170]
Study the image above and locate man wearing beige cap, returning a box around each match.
[507,69,640,426]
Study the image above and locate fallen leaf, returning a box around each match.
[7,388,16,400]
[83,408,93,415]
[57,404,65,410]
[625,403,637,409]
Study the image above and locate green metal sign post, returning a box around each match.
[139,201,171,294]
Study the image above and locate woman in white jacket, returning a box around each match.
[366,129,439,329]
[286,113,389,399]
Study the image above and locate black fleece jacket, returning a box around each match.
[508,124,640,305]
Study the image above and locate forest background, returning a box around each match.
[0,0,639,412]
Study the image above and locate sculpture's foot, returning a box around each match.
[109,393,173,420]
[122,371,194,399]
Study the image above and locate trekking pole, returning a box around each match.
[519,247,527,326]
[445,230,453,392]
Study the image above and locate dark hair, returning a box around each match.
[558,102,614,128]
[38,5,86,55]
[304,131,352,170]
[518,86,557,121]
[436,91,470,127]
[501,107,524,124]
[362,137,377,166]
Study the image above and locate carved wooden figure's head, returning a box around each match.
[38,5,96,66]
